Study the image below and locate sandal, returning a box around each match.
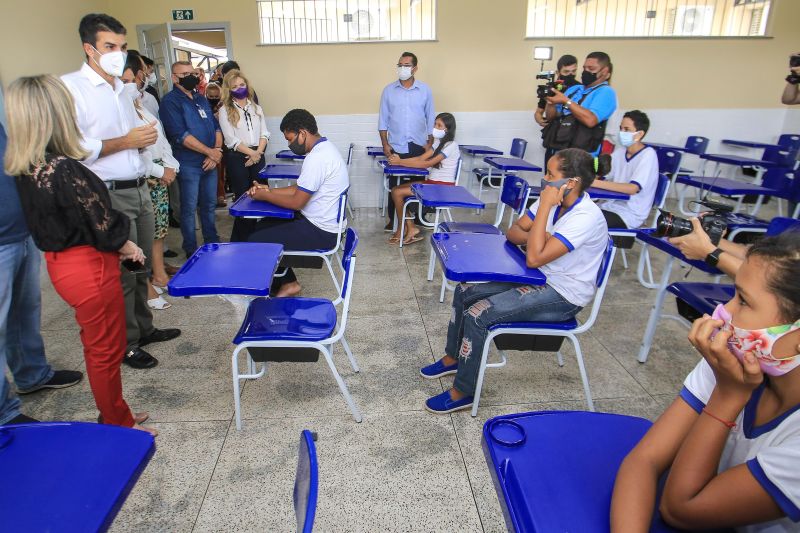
[147,296,172,310]
[387,235,401,245]
[403,232,424,245]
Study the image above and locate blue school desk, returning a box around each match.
[527,185,630,201]
[258,164,302,181]
[635,229,721,363]
[460,145,504,174]
[380,159,430,177]
[482,411,679,533]
[430,232,546,285]
[721,139,781,151]
[275,149,305,161]
[645,142,692,153]
[229,194,295,219]
[366,145,385,157]
[675,175,779,217]
[484,156,542,174]
[0,421,154,533]
[167,242,284,297]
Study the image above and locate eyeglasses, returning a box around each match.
[175,71,194,79]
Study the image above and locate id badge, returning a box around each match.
[198,108,208,119]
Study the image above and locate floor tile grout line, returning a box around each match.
[449,413,487,533]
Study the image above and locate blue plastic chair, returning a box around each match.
[294,430,319,533]
[473,138,528,193]
[482,411,679,533]
[675,136,709,175]
[777,133,800,153]
[231,229,361,430]
[397,158,463,242]
[471,239,617,415]
[282,190,350,294]
[439,174,531,235]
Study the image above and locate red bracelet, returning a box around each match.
[702,408,737,429]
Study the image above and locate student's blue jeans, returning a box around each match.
[445,282,581,396]
[0,237,53,424]
[177,163,220,256]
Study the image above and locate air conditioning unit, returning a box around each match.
[347,8,388,40]
[670,5,715,36]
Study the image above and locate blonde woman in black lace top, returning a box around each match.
[4,74,157,436]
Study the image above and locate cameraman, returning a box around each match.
[542,51,617,168]
[534,54,578,128]
[780,52,800,105]
[668,218,748,279]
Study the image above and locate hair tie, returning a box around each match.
[593,157,599,173]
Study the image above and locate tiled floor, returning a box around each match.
[22,195,775,532]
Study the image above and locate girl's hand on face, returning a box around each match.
[688,315,763,401]
[539,182,568,208]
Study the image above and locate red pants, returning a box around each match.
[45,246,134,427]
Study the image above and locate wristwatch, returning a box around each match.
[564,100,574,110]
[705,248,723,267]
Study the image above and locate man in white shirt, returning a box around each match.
[245,109,349,297]
[61,13,181,370]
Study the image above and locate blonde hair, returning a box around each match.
[4,75,88,176]
[221,69,261,126]
[205,81,221,98]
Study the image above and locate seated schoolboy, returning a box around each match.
[611,231,800,532]
[591,110,659,247]
[244,109,349,297]
[420,148,610,413]
[385,112,459,245]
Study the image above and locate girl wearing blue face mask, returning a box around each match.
[591,110,659,247]
[421,148,611,414]
[386,112,459,245]
[612,231,800,532]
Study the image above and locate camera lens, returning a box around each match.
[654,212,693,238]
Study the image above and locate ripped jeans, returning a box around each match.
[445,282,581,396]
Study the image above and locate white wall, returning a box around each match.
[261,107,798,209]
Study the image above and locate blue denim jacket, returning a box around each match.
[159,87,220,165]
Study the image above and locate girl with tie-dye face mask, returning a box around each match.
[612,231,800,533]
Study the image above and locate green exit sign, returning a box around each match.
[172,9,194,21]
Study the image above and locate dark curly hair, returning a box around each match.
[746,231,800,322]
[553,148,611,193]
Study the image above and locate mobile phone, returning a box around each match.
[122,259,148,274]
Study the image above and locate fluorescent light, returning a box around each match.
[533,46,553,61]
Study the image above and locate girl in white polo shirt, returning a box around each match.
[386,112,460,245]
[612,231,800,532]
[421,148,610,414]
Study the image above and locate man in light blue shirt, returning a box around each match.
[378,52,435,227]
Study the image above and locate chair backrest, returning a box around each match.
[510,138,528,159]
[766,217,800,236]
[345,142,355,166]
[654,147,681,175]
[761,167,794,192]
[500,175,530,214]
[576,238,616,334]
[683,136,709,155]
[762,146,793,167]
[777,134,800,153]
[339,228,358,301]
[653,173,670,209]
[293,430,318,533]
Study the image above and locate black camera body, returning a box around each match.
[787,54,800,85]
[536,71,568,99]
[653,200,733,245]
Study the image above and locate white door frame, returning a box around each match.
[137,21,234,61]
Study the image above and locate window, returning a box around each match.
[257,0,437,45]
[526,0,771,38]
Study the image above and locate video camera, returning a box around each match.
[787,54,800,85]
[536,71,569,99]
[653,200,733,245]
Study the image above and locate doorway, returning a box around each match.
[137,22,233,97]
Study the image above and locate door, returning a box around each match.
[141,23,175,97]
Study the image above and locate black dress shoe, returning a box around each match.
[139,328,181,347]
[163,249,178,258]
[123,348,159,369]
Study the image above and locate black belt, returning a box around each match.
[107,177,146,190]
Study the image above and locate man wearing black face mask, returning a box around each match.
[542,51,618,168]
[159,61,222,258]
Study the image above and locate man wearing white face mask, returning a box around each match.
[592,110,659,248]
[378,51,435,229]
[62,13,181,370]
[127,50,159,116]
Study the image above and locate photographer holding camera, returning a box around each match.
[534,54,579,128]
[542,51,617,168]
[780,52,800,105]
